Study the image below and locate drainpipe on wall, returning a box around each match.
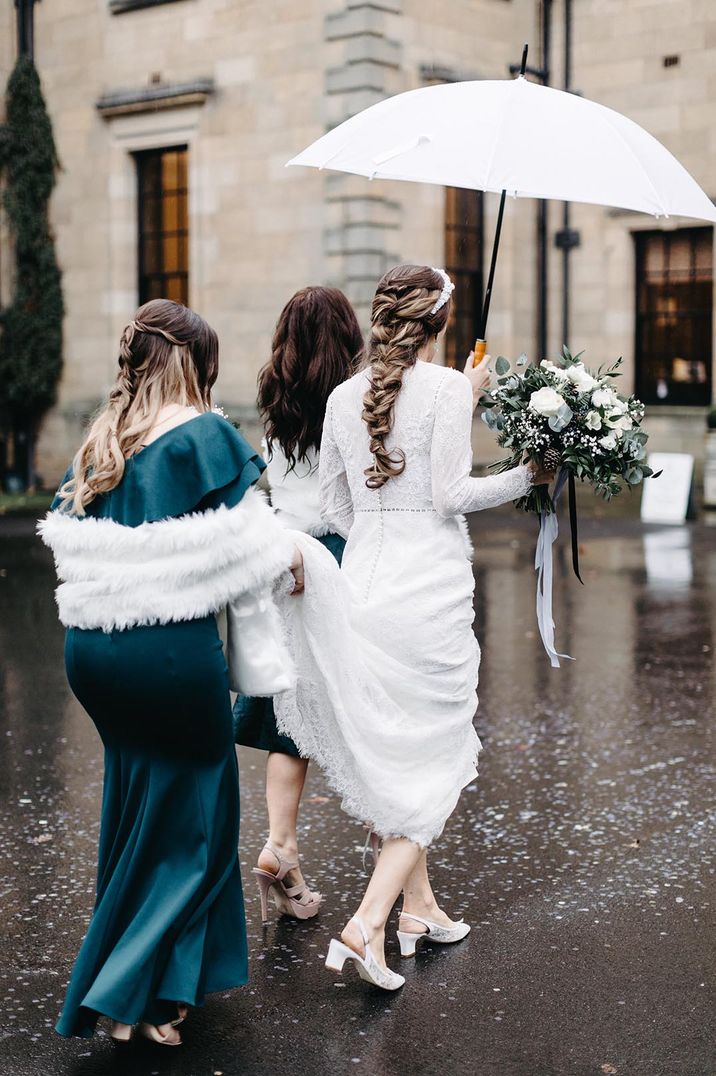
[554,0,580,350]
[537,0,551,361]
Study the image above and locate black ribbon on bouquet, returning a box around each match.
[567,472,584,586]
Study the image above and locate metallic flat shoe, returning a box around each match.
[109,1021,132,1043]
[137,1022,182,1046]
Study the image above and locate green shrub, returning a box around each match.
[0,55,63,465]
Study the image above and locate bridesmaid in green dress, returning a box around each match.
[39,300,300,1045]
[233,287,362,922]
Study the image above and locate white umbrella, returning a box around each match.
[287,75,716,222]
[287,47,716,349]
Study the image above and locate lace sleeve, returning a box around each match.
[431,371,532,516]
[319,398,354,538]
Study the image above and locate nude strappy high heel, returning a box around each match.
[396,911,471,957]
[325,916,405,991]
[253,841,322,923]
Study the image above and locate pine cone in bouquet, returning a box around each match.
[542,447,562,473]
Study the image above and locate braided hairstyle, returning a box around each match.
[59,299,219,514]
[362,264,452,489]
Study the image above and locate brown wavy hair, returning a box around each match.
[363,264,452,489]
[58,299,218,514]
[258,286,363,469]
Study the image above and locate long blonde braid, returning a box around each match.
[362,264,453,490]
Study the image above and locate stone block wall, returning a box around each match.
[1,0,711,484]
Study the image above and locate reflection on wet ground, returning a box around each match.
[0,510,713,1075]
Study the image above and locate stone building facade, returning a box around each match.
[1,0,714,486]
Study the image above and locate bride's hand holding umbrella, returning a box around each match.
[464,351,492,409]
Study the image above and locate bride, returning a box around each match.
[275,264,552,989]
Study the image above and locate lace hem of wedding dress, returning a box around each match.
[274,533,481,848]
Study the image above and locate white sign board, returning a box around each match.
[640,452,694,525]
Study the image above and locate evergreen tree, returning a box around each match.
[0,53,63,484]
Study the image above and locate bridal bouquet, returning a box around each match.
[481,348,655,515]
[481,348,657,667]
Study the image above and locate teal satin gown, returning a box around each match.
[53,413,263,1038]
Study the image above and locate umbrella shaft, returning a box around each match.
[480,187,507,338]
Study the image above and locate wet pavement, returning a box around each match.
[0,507,714,1076]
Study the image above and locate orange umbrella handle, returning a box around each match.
[473,339,487,367]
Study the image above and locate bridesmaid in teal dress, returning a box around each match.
[40,300,298,1044]
[233,286,363,922]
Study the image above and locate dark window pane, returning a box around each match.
[142,237,162,274]
[445,187,483,368]
[635,228,712,406]
[145,277,164,301]
[135,145,189,306]
[140,195,162,236]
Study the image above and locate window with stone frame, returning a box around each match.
[635,227,713,407]
[444,187,484,368]
[135,146,189,306]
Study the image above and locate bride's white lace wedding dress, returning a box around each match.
[274,361,532,846]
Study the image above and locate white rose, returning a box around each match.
[529,386,567,417]
[540,360,569,381]
[599,431,619,450]
[604,411,633,431]
[591,386,616,408]
[585,410,602,431]
[565,363,598,393]
[608,397,629,415]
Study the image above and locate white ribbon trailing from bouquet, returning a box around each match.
[535,466,574,668]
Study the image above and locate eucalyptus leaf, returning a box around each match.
[495,356,511,376]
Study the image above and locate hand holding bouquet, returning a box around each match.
[481,348,656,514]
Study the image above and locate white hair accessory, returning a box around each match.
[429,268,455,315]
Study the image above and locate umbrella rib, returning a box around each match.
[598,110,669,218]
[480,77,522,193]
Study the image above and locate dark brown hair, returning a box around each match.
[59,298,219,514]
[363,265,452,489]
[258,286,363,469]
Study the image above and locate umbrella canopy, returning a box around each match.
[287,75,716,223]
